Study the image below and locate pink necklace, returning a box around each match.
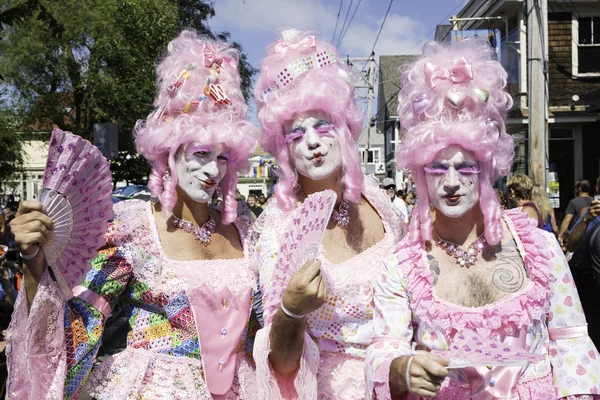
[330,199,350,229]
[172,215,216,246]
[434,232,487,268]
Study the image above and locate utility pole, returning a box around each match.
[527,0,549,189]
[346,53,377,171]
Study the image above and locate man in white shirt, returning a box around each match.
[382,177,409,224]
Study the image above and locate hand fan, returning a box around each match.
[39,128,114,298]
[260,190,336,320]
[434,331,544,369]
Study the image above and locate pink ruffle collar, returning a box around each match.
[396,208,555,338]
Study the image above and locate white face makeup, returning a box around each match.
[424,145,481,219]
[176,143,229,203]
[284,111,342,181]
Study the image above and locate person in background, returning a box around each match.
[405,192,416,219]
[506,174,544,228]
[257,194,267,208]
[382,177,409,224]
[532,184,559,235]
[494,188,507,210]
[0,207,5,245]
[559,179,593,248]
[246,194,263,218]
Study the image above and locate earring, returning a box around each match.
[162,170,172,182]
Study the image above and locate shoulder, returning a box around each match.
[106,200,151,246]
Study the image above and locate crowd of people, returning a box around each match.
[1,28,600,400]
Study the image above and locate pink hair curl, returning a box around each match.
[396,40,514,245]
[134,30,256,224]
[254,30,363,211]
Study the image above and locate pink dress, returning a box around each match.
[365,209,600,399]
[252,176,405,399]
[6,200,260,399]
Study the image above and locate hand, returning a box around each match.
[11,201,53,254]
[585,200,600,222]
[391,353,450,398]
[281,259,326,317]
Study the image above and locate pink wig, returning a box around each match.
[134,30,256,224]
[396,40,514,245]
[254,30,363,211]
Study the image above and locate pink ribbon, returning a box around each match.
[274,35,317,55]
[203,43,237,71]
[424,57,474,89]
[548,324,588,340]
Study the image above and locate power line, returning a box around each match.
[332,0,344,43]
[337,0,362,48]
[337,0,354,47]
[369,0,395,56]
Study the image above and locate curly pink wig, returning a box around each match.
[254,30,363,211]
[134,30,256,224]
[396,40,514,245]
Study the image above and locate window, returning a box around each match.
[359,148,382,164]
[574,16,600,75]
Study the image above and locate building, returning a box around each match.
[377,54,418,190]
[236,152,276,200]
[455,0,600,214]
[2,133,49,202]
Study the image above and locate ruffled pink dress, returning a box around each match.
[6,200,260,399]
[366,209,600,399]
[252,176,405,399]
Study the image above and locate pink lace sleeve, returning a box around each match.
[6,269,68,400]
[542,232,600,397]
[366,250,415,400]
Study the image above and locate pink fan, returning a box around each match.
[261,190,336,320]
[434,331,544,368]
[39,128,114,298]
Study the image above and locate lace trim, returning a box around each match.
[397,209,554,338]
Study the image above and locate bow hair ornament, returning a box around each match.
[274,29,317,55]
[203,43,238,71]
[424,57,474,89]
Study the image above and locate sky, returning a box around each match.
[207,0,470,123]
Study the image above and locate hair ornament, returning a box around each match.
[473,87,489,103]
[424,57,473,89]
[446,89,466,108]
[485,117,500,131]
[203,43,237,71]
[167,64,196,95]
[275,29,317,55]
[412,96,430,115]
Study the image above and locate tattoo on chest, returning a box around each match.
[489,239,526,293]
[427,254,440,285]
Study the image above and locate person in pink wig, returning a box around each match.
[7,30,260,399]
[251,29,405,399]
[365,40,600,399]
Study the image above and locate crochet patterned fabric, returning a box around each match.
[6,200,260,400]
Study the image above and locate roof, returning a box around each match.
[435,25,452,44]
[377,55,418,124]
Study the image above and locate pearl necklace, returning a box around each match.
[330,199,350,229]
[172,215,216,246]
[434,232,487,268]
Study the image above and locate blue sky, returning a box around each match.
[208,0,469,122]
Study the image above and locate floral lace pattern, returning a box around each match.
[365,209,600,400]
[252,176,404,399]
[7,200,259,399]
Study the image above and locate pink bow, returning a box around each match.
[203,43,237,71]
[424,57,474,89]
[274,35,317,55]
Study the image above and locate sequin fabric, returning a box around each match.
[7,200,260,400]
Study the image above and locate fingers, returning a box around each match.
[16,200,44,217]
[302,259,322,282]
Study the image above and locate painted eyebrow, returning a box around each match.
[186,144,211,156]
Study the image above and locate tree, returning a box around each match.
[0,0,256,185]
[0,108,24,183]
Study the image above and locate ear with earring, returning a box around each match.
[162,169,172,182]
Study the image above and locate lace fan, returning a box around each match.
[39,128,114,298]
[435,331,544,368]
[261,190,336,321]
